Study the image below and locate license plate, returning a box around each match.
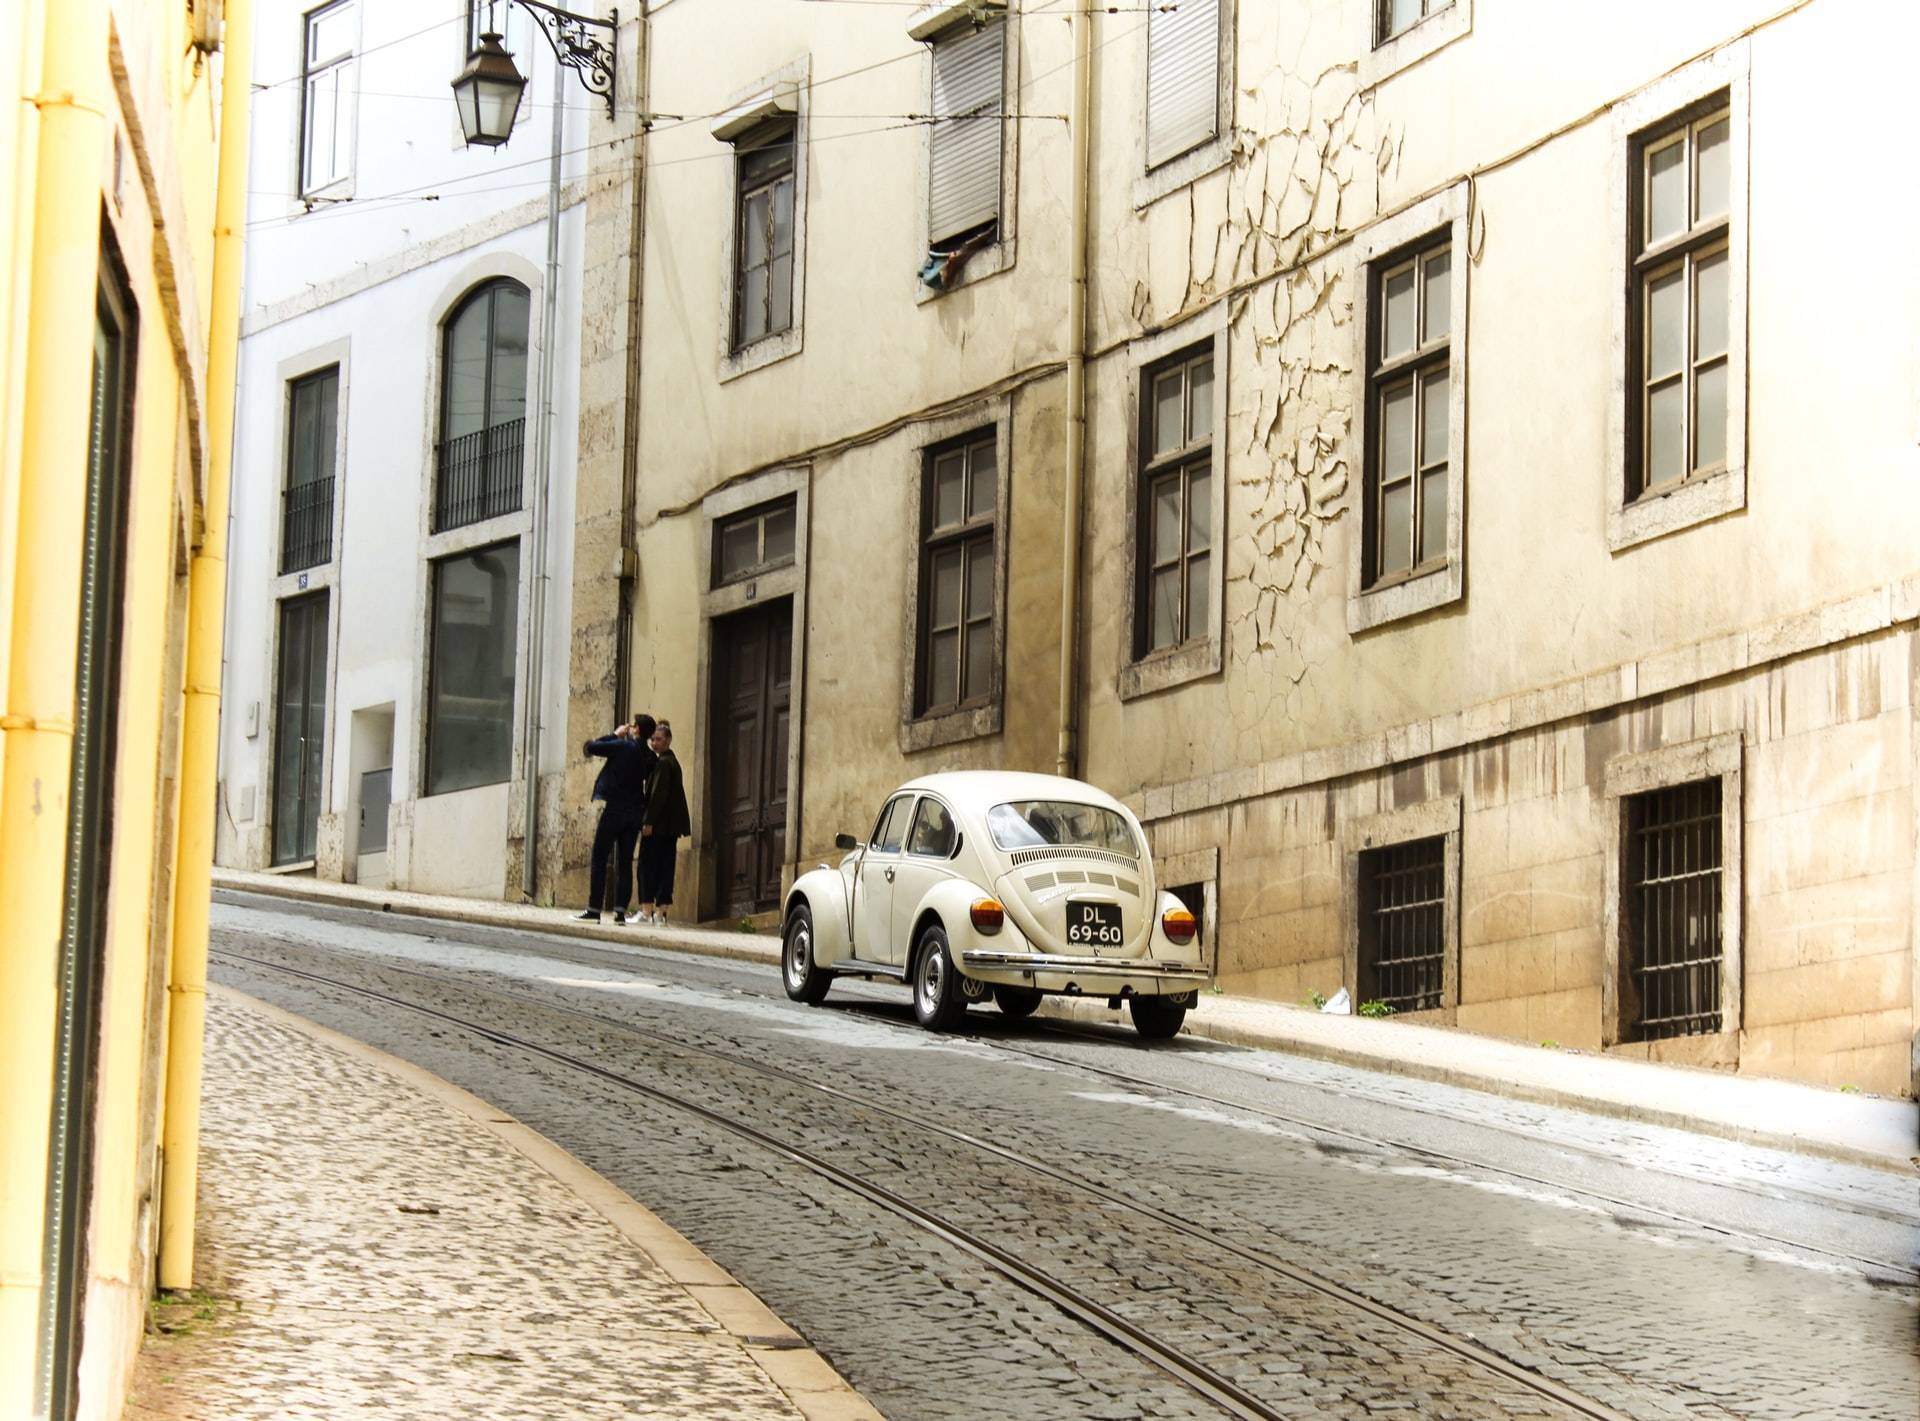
[1065,901,1122,948]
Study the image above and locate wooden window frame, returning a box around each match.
[712,496,798,588]
[731,119,798,353]
[299,0,356,197]
[915,430,998,718]
[1626,98,1732,504]
[1134,345,1215,661]
[1362,236,1452,590]
[1604,46,1748,553]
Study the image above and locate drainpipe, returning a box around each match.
[1,1,108,1410]
[160,0,253,1291]
[1056,0,1091,778]
[520,55,566,901]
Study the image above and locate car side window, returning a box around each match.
[906,798,956,858]
[871,795,914,853]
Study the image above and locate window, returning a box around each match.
[1145,0,1220,169]
[281,367,338,574]
[435,280,529,532]
[1376,0,1451,45]
[1629,101,1731,501]
[713,497,797,586]
[917,432,996,716]
[1365,238,1451,585]
[1358,837,1446,1012]
[425,541,520,795]
[1622,778,1723,1041]
[987,802,1139,856]
[907,798,956,858]
[732,120,796,350]
[300,1,356,195]
[926,18,1005,250]
[1137,346,1213,656]
[870,794,914,852]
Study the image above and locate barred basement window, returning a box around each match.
[1624,777,1723,1041]
[1358,836,1445,1012]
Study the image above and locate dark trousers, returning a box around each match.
[638,832,678,907]
[588,804,644,912]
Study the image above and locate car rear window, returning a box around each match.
[987,801,1138,856]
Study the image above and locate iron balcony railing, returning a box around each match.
[279,476,335,574]
[433,417,525,532]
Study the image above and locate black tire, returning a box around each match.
[911,923,967,1031]
[782,904,834,1005]
[1129,995,1187,1040]
[993,985,1043,1020]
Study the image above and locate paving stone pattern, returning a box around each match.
[134,995,811,1420]
[211,903,1920,1421]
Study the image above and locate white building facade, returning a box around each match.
[219,1,587,898]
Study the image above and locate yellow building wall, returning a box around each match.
[0,2,244,1416]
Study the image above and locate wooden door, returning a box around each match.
[711,599,792,915]
[272,591,329,865]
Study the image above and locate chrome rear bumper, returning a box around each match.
[960,950,1208,979]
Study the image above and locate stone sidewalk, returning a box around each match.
[213,868,1918,1171]
[127,987,881,1421]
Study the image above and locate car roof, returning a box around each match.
[896,770,1132,817]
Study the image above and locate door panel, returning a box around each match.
[272,592,328,865]
[711,599,794,917]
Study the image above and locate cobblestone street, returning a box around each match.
[207,893,1919,1420]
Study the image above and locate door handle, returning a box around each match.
[884,866,895,883]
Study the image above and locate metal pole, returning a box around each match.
[1056,0,1091,778]
[522,40,564,899]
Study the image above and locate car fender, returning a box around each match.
[907,876,1033,975]
[1149,889,1206,968]
[785,864,853,967]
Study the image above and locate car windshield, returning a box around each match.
[987,801,1138,856]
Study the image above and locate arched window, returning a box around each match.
[434,278,529,531]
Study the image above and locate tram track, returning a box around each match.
[213,943,1642,1421]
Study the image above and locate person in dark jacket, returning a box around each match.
[635,720,690,925]
[577,712,657,923]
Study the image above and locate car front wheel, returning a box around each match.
[1128,994,1187,1040]
[912,923,966,1031]
[993,985,1042,1019]
[782,904,834,1005]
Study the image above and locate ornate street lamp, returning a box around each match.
[449,1,617,149]
[451,32,527,147]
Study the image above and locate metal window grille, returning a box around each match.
[280,476,335,573]
[1625,778,1722,1041]
[433,417,524,532]
[1359,836,1445,1012]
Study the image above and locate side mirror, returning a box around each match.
[834,832,859,851]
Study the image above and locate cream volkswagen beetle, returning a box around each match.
[780,771,1207,1038]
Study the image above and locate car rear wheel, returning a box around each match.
[1128,994,1187,1040]
[912,924,966,1031]
[993,985,1042,1019]
[782,904,834,1005]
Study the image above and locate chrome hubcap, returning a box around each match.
[919,945,944,1005]
[786,925,810,986]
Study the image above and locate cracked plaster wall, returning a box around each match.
[1079,0,1920,809]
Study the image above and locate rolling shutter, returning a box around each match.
[1145,0,1220,169]
[929,21,1005,243]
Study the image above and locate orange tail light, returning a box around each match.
[969,898,1005,933]
[1161,907,1197,944]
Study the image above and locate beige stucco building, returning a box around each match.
[556,0,1918,1100]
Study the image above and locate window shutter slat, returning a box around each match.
[1146,0,1219,169]
[929,22,1004,242]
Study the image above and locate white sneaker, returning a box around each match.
[653,911,669,926]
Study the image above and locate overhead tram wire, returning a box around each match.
[245,7,1153,233]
